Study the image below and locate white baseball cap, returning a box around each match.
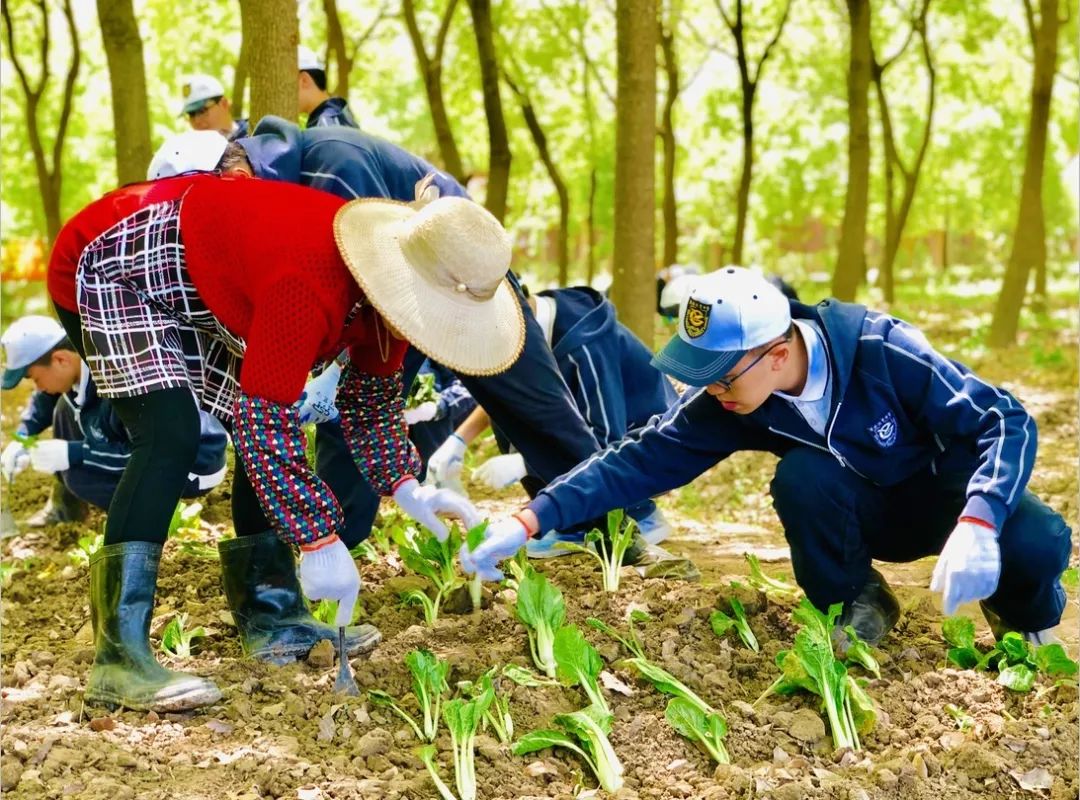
[651,267,792,386]
[298,46,324,72]
[147,130,229,180]
[1,316,68,389]
[180,73,226,115]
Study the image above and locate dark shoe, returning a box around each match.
[979,601,1059,645]
[85,541,222,712]
[833,568,900,655]
[218,530,380,665]
[25,477,88,528]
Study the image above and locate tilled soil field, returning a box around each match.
[1,296,1077,800]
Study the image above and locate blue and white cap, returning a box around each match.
[651,266,791,386]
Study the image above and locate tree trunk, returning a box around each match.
[403,0,466,184]
[504,71,568,284]
[990,0,1059,347]
[732,83,754,265]
[96,0,151,186]
[238,0,298,125]
[2,0,80,244]
[832,0,872,301]
[233,15,250,121]
[466,0,510,222]
[610,0,657,345]
[323,0,353,98]
[586,167,597,285]
[658,12,679,268]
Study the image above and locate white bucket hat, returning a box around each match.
[333,194,525,376]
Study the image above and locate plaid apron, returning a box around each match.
[76,197,247,420]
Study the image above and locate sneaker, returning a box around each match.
[633,508,673,546]
[526,530,586,559]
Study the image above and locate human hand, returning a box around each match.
[930,520,1001,617]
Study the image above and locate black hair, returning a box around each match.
[31,337,75,367]
[215,141,252,173]
[301,68,327,92]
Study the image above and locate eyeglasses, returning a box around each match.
[711,336,789,394]
[186,97,222,120]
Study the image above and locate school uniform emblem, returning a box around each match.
[868,410,898,448]
[683,297,711,339]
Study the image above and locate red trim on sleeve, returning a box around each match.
[958,515,996,532]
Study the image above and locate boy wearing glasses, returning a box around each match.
[463,267,1071,649]
[181,74,248,140]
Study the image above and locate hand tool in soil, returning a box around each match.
[333,625,360,696]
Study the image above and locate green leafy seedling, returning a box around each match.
[744,553,798,597]
[402,589,442,627]
[443,686,494,800]
[516,566,566,678]
[369,689,425,741]
[68,533,103,568]
[941,616,1078,692]
[459,670,513,744]
[709,598,759,652]
[944,703,974,731]
[466,522,488,613]
[407,648,450,742]
[555,509,635,592]
[160,612,207,658]
[166,501,203,539]
[514,705,624,793]
[665,696,730,764]
[313,598,360,626]
[622,656,716,717]
[501,663,561,688]
[554,624,610,714]
[407,372,439,408]
[416,744,458,800]
[842,625,881,678]
[586,610,650,660]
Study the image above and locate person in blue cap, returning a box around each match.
[462,266,1072,648]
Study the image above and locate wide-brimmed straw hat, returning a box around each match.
[333,194,525,376]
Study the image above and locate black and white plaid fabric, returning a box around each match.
[76,198,247,420]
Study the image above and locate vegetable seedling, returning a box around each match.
[842,626,881,678]
[586,610,650,660]
[443,686,494,800]
[514,705,624,793]
[459,670,514,744]
[501,663,561,688]
[944,703,974,731]
[555,509,636,592]
[160,612,207,658]
[407,648,450,741]
[622,657,716,717]
[744,553,798,597]
[398,522,467,625]
[941,615,1078,692]
[68,533,103,568]
[466,522,488,613]
[554,624,610,714]
[416,744,458,800]
[665,696,730,764]
[401,589,442,627]
[516,566,566,678]
[407,372,440,408]
[709,598,759,652]
[313,598,360,626]
[166,500,203,539]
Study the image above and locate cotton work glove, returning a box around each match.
[403,401,438,426]
[393,477,480,542]
[299,534,361,627]
[1,442,30,481]
[426,434,467,494]
[930,519,1001,617]
[28,440,70,474]
[472,453,527,490]
[296,363,342,425]
[460,517,529,582]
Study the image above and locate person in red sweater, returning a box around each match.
[49,169,524,712]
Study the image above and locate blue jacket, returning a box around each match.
[530,299,1035,535]
[306,97,359,129]
[542,287,677,448]
[239,116,467,203]
[18,374,228,480]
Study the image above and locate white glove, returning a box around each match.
[1,442,30,481]
[931,520,1002,617]
[426,434,467,494]
[472,453,527,490]
[299,534,361,627]
[296,363,342,425]
[404,401,438,426]
[28,440,70,474]
[393,477,480,542]
[460,517,529,582]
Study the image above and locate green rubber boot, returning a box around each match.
[85,541,222,712]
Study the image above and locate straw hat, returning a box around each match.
[333,195,525,376]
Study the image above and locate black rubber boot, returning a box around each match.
[833,568,901,655]
[85,542,222,712]
[218,530,381,665]
[25,476,88,528]
[979,601,1058,645]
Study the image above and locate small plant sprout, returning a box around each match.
[514,705,624,793]
[709,598,759,652]
[554,624,610,714]
[842,626,881,678]
[0,561,16,588]
[416,744,458,800]
[622,657,716,717]
[744,553,798,597]
[406,648,450,742]
[665,696,730,764]
[407,371,439,407]
[466,522,488,612]
[501,663,561,688]
[556,509,636,593]
[516,566,566,678]
[68,533,104,568]
[586,610,650,660]
[160,613,207,658]
[369,689,425,741]
[459,670,514,744]
[398,521,469,625]
[941,615,1078,692]
[443,686,494,800]
[944,703,975,731]
[401,589,442,627]
[166,500,203,539]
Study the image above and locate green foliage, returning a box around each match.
[513,705,624,793]
[160,612,207,658]
[1060,567,1078,589]
[443,688,494,800]
[67,533,103,568]
[944,703,974,731]
[313,598,360,626]
[458,670,513,745]
[586,610,650,660]
[842,626,882,679]
[664,696,730,764]
[515,566,566,678]
[416,744,458,800]
[406,648,451,742]
[466,522,488,613]
[370,689,425,742]
[553,624,609,714]
[622,657,715,718]
[743,553,798,598]
[166,501,203,539]
[555,509,635,592]
[941,615,1079,692]
[501,663,561,688]
[709,598,759,652]
[407,372,439,408]
[398,521,471,625]
[401,589,441,627]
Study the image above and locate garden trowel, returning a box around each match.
[333,625,360,696]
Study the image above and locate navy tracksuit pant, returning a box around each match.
[770,447,1071,631]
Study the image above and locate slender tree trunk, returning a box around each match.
[504,71,568,284]
[96,0,151,186]
[586,168,597,285]
[323,0,353,98]
[658,12,679,268]
[832,0,872,301]
[238,0,297,125]
[733,84,755,265]
[990,0,1059,347]
[403,0,466,184]
[2,0,80,243]
[610,0,657,345]
[467,0,511,222]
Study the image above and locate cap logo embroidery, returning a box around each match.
[868,410,898,448]
[684,297,710,339]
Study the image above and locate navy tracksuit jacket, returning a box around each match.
[529,299,1070,629]
[305,97,359,128]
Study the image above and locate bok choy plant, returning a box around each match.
[555,509,636,592]
[709,597,759,652]
[664,696,730,764]
[516,566,566,678]
[369,648,449,742]
[554,624,610,714]
[443,686,494,800]
[942,615,1077,692]
[513,705,624,793]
